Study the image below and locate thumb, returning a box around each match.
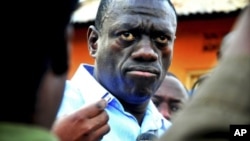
[78,99,107,118]
[95,99,107,110]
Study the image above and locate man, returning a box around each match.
[158,4,250,141]
[152,72,189,121]
[0,1,109,141]
[53,0,178,140]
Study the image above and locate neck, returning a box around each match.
[119,98,150,126]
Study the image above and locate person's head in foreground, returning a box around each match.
[0,0,77,140]
[157,4,250,141]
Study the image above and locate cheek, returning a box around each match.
[162,47,173,59]
[97,40,124,65]
[162,48,173,67]
[111,39,125,53]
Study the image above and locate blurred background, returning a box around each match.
[68,0,249,90]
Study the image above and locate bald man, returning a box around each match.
[152,72,189,121]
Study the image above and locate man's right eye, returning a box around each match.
[170,104,180,113]
[120,32,135,41]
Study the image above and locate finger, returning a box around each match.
[78,109,109,132]
[81,123,110,141]
[89,109,109,130]
[71,109,109,137]
[78,99,107,118]
[56,110,108,141]
[76,111,109,141]
[52,100,108,141]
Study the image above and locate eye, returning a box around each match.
[120,32,135,41]
[170,104,180,113]
[152,97,161,107]
[154,35,168,44]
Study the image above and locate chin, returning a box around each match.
[127,94,151,104]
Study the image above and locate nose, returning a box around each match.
[131,36,158,61]
[159,108,171,121]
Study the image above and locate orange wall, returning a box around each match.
[68,16,237,89]
[68,27,94,79]
[169,16,236,89]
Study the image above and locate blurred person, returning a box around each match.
[152,72,189,121]
[158,4,250,141]
[216,32,234,60]
[0,0,78,140]
[0,1,109,141]
[53,0,178,140]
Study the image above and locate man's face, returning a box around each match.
[152,76,189,120]
[93,0,177,104]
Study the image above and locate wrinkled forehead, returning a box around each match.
[113,0,170,10]
[101,0,177,34]
[108,0,176,20]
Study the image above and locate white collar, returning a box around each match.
[70,63,114,104]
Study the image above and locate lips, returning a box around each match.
[125,66,160,78]
[127,70,157,77]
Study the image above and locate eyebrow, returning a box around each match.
[110,21,174,36]
[110,21,140,31]
[169,99,181,103]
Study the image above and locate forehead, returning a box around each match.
[103,0,176,30]
[156,76,188,99]
[111,0,172,14]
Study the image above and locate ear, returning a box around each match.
[87,25,99,58]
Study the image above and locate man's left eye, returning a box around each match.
[120,32,135,41]
[155,35,168,44]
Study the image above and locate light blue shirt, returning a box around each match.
[57,64,172,141]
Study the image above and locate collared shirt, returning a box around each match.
[0,122,58,141]
[57,64,172,141]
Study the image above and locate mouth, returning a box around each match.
[125,66,160,78]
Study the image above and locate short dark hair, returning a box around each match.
[95,0,177,31]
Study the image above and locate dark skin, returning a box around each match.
[152,75,189,121]
[88,0,177,125]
